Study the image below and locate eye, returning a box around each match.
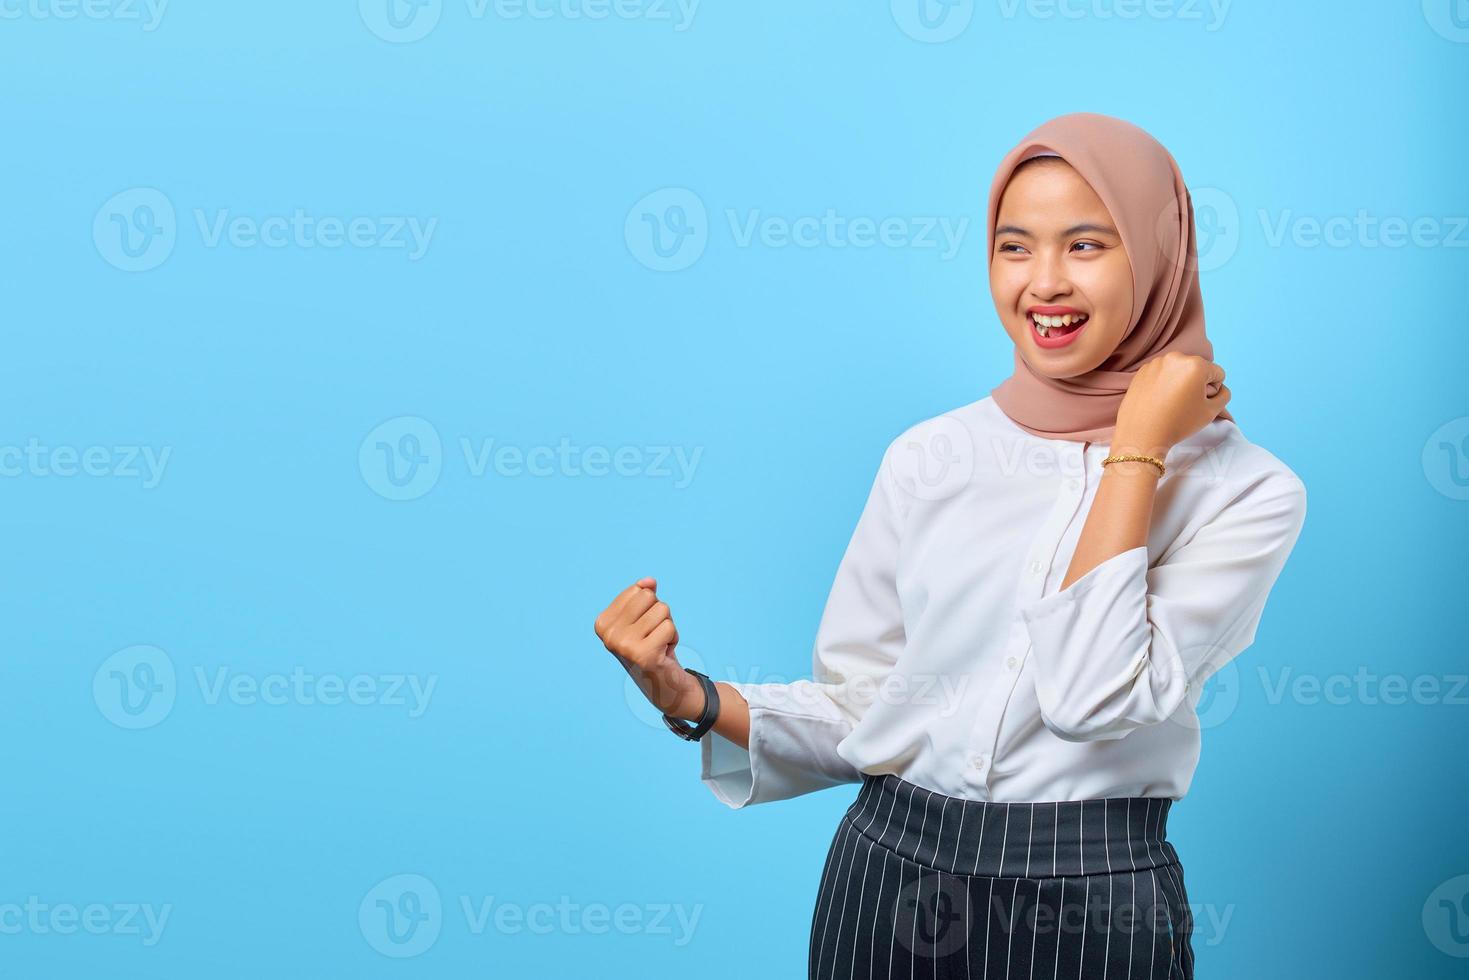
[997,242,1027,254]
[1071,240,1102,252]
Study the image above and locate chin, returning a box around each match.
[1017,323,1117,376]
[1020,346,1102,380]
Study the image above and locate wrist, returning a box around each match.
[1102,437,1169,480]
[660,669,722,742]
[669,676,709,721]
[1102,457,1165,480]
[1109,432,1172,459]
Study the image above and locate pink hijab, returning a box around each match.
[987,112,1234,444]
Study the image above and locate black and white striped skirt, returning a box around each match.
[808,772,1195,979]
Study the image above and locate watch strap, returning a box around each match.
[661,668,720,741]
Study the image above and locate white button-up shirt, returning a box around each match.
[700,395,1307,807]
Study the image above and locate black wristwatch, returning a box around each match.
[662,668,720,741]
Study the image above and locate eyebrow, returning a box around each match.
[994,223,1119,238]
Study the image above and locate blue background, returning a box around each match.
[2,0,1466,976]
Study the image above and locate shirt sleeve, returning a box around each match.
[699,439,908,809]
[1017,469,1308,743]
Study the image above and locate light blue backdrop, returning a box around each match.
[1,1,1465,976]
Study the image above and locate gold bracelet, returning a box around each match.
[1101,453,1166,477]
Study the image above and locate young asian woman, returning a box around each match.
[596,111,1307,980]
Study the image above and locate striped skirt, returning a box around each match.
[808,772,1195,979]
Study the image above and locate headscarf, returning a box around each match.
[986,112,1234,444]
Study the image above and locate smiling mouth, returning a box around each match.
[1029,311,1089,338]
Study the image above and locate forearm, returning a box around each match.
[1059,437,1166,591]
[709,683,750,750]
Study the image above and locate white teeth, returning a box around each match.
[1031,312,1088,336]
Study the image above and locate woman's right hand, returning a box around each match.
[594,577,706,721]
[1113,351,1231,455]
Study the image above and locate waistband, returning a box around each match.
[842,772,1180,879]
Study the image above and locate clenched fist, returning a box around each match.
[594,577,705,721]
[1114,351,1231,456]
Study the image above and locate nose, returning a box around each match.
[1029,248,1072,300]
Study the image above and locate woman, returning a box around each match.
[594,112,1307,979]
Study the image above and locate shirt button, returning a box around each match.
[1067,478,1080,492]
[1029,560,1043,575]
[1006,656,1018,670]
[971,754,987,770]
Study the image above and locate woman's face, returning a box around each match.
[989,159,1134,378]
